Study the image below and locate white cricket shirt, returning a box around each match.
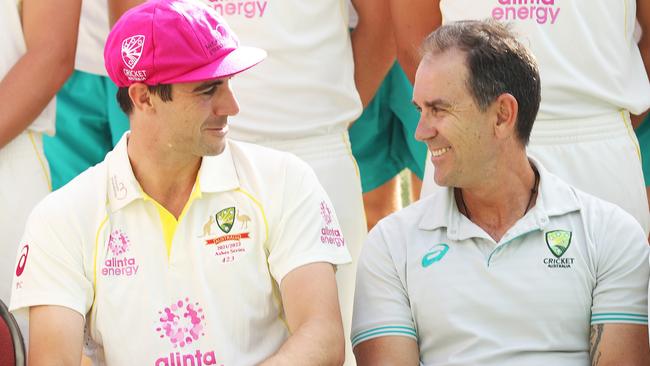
[352,160,649,365]
[10,135,351,365]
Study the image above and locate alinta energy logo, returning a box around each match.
[207,0,269,19]
[155,298,221,366]
[320,201,345,248]
[102,229,139,277]
[491,0,560,25]
[543,230,574,269]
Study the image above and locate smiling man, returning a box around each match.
[9,0,350,364]
[351,20,650,366]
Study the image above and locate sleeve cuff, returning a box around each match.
[351,325,417,348]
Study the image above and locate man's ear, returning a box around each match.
[493,93,518,140]
[128,83,154,113]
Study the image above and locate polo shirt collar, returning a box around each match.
[107,135,240,213]
[418,157,581,240]
[197,141,240,193]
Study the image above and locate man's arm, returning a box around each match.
[354,335,419,366]
[28,305,85,365]
[260,262,344,366]
[350,0,395,108]
[589,323,650,365]
[388,0,441,84]
[0,0,80,148]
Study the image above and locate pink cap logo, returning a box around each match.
[108,229,130,256]
[121,35,145,69]
[156,298,206,348]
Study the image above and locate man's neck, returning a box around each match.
[127,135,201,219]
[456,155,538,242]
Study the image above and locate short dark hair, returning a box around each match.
[421,20,541,145]
[116,84,173,115]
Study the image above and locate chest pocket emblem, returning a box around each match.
[216,207,236,233]
[422,244,449,268]
[545,230,572,258]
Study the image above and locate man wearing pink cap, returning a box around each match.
[9,0,350,364]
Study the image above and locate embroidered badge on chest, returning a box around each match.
[543,230,575,269]
[200,206,253,263]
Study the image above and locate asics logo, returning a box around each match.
[422,244,449,268]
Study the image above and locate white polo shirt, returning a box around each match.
[352,160,649,365]
[10,135,351,365]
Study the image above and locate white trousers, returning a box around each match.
[252,131,367,366]
[0,131,51,348]
[421,111,650,235]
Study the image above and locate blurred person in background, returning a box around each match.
[0,0,80,343]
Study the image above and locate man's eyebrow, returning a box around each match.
[192,80,224,92]
[424,99,452,109]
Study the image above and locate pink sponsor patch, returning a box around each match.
[320,201,345,247]
[156,298,206,348]
[108,229,130,256]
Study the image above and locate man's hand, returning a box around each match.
[589,323,650,366]
[260,262,344,366]
[28,305,85,365]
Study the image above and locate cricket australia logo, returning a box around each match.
[543,230,574,269]
[121,35,145,69]
[201,206,252,263]
[216,207,235,233]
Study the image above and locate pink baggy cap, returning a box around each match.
[104,0,266,87]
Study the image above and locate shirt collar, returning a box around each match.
[417,157,581,240]
[107,135,240,213]
[197,140,240,193]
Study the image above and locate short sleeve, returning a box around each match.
[9,205,94,319]
[591,207,649,325]
[351,223,417,348]
[266,158,351,283]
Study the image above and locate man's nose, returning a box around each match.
[414,115,437,142]
[213,82,240,116]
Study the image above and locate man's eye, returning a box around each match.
[201,85,218,95]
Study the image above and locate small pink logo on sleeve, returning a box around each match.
[121,35,145,69]
[320,201,345,247]
[15,244,29,277]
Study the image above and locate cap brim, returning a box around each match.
[168,46,267,84]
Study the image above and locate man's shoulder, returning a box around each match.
[32,160,109,225]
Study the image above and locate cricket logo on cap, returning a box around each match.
[545,230,572,258]
[216,207,236,233]
[121,35,145,69]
